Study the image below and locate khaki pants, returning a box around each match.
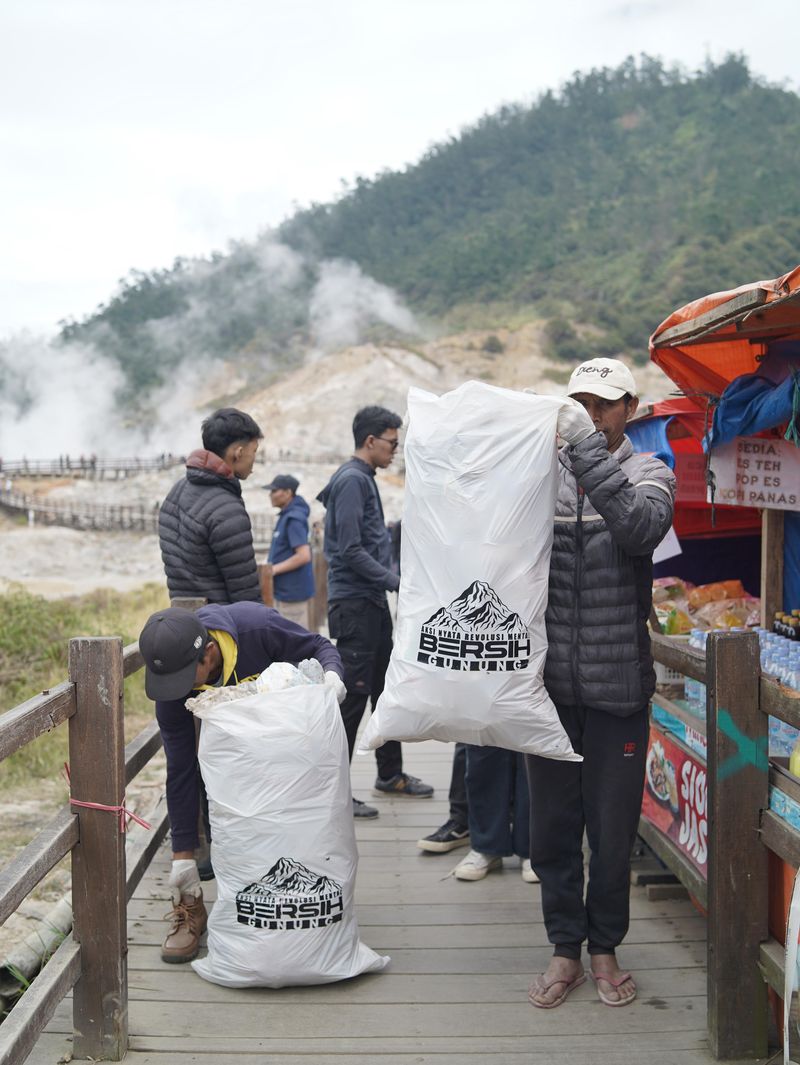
[275,598,312,631]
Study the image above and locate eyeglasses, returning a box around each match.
[374,436,400,451]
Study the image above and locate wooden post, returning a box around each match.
[760,509,785,629]
[706,630,768,1059]
[310,550,328,633]
[259,563,274,607]
[68,637,128,1061]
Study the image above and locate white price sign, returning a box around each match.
[709,436,800,511]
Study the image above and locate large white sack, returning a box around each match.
[360,381,579,760]
[191,685,389,987]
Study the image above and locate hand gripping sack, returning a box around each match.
[191,685,389,987]
[360,381,579,760]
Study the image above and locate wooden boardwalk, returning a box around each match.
[29,742,768,1064]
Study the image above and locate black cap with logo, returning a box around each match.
[263,474,299,492]
[138,608,209,701]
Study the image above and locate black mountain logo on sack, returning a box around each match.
[235,857,344,931]
[418,581,531,672]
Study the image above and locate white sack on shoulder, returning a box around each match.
[360,381,579,760]
[191,685,389,987]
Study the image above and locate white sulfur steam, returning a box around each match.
[0,241,420,460]
[0,333,124,460]
[310,259,418,352]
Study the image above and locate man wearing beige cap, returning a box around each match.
[527,357,675,1010]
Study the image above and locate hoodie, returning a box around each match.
[158,448,261,604]
[267,494,315,602]
[155,601,343,852]
[317,458,399,606]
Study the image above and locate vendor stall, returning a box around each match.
[637,265,800,1059]
[627,399,762,594]
[649,264,800,622]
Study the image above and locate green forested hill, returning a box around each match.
[60,55,800,401]
[280,54,800,350]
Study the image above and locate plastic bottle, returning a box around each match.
[790,733,800,778]
[696,630,708,712]
[787,649,800,692]
[684,630,701,711]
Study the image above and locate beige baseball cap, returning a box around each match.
[567,357,638,401]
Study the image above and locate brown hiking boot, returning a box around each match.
[161,892,208,964]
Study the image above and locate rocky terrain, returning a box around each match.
[0,327,673,599]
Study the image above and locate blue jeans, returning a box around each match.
[465,745,530,858]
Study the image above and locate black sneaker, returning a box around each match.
[353,797,379,819]
[373,773,434,798]
[417,819,470,853]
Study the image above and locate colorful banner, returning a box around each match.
[641,726,708,876]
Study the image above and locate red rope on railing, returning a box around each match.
[64,763,151,833]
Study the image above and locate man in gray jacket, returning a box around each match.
[527,358,675,1010]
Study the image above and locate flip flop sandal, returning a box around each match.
[528,972,586,1009]
[590,970,637,1007]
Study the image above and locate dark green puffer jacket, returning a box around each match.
[158,449,261,604]
[544,432,676,716]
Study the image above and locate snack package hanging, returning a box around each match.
[190,676,389,987]
[360,381,578,760]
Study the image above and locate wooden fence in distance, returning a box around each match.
[0,490,275,548]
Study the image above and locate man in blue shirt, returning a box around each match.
[263,474,315,630]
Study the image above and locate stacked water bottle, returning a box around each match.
[761,613,800,759]
[683,622,800,758]
[683,629,708,715]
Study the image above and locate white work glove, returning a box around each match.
[324,670,347,704]
[296,658,325,685]
[169,859,202,904]
[557,397,597,446]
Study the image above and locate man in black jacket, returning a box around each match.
[159,408,263,604]
[318,406,434,819]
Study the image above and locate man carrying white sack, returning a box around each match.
[527,358,675,1010]
[138,603,345,964]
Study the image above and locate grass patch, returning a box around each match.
[0,583,168,793]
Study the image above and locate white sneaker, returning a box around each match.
[521,859,540,883]
[454,849,503,881]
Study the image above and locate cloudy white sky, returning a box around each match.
[2,0,799,337]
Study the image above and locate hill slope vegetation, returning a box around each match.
[60,55,800,402]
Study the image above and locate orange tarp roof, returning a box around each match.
[649,265,800,399]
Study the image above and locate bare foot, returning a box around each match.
[528,956,585,1008]
[590,954,637,1006]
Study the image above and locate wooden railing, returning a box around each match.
[0,490,275,546]
[647,629,800,1059]
[0,456,183,479]
[0,639,170,1064]
[0,450,348,481]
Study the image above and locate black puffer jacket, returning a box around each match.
[544,432,675,716]
[158,449,261,604]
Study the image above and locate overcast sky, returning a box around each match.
[2,0,799,337]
